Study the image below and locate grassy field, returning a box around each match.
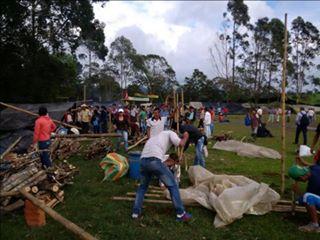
[1,115,319,240]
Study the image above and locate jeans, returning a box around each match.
[210,123,214,134]
[194,137,205,167]
[140,120,147,135]
[93,125,100,133]
[205,125,211,138]
[100,121,108,133]
[117,130,128,151]
[38,140,52,168]
[295,125,307,145]
[82,122,89,134]
[132,157,185,216]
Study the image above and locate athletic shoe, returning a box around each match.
[131,213,139,219]
[176,212,192,222]
[298,223,320,233]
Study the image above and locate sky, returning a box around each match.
[93,1,320,83]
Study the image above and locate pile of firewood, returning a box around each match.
[0,153,78,213]
[85,138,113,160]
[50,138,82,160]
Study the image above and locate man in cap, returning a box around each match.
[289,156,320,232]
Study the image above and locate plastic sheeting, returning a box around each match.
[0,129,33,154]
[99,153,129,181]
[166,166,280,227]
[213,140,281,159]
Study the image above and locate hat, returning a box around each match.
[288,165,309,180]
[81,104,87,108]
[118,108,124,113]
[70,128,80,135]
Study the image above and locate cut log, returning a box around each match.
[7,170,46,194]
[0,199,24,212]
[0,137,22,161]
[1,165,38,192]
[19,189,98,240]
[31,186,39,194]
[0,102,81,130]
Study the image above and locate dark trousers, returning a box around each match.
[100,121,108,133]
[38,140,52,168]
[82,122,89,133]
[295,125,307,145]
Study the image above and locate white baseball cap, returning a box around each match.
[118,108,124,113]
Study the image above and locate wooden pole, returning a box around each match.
[19,189,98,240]
[0,137,22,161]
[127,136,148,151]
[83,85,86,103]
[0,102,81,130]
[280,13,288,195]
[54,133,121,138]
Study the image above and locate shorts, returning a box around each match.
[298,193,320,210]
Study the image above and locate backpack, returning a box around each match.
[244,114,252,126]
[300,113,310,127]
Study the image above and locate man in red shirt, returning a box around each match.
[33,107,56,168]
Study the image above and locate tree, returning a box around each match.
[107,36,137,89]
[226,0,250,86]
[0,0,108,102]
[132,54,178,100]
[291,16,320,103]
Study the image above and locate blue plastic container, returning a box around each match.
[128,151,141,180]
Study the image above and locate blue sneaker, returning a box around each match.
[176,212,192,222]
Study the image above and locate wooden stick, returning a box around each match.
[280,13,288,195]
[54,133,121,138]
[0,199,24,212]
[19,189,98,240]
[0,102,81,130]
[126,192,163,198]
[0,137,22,161]
[127,136,148,151]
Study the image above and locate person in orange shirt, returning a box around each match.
[33,107,56,168]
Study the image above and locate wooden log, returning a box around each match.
[31,186,39,194]
[0,102,81,130]
[111,196,200,207]
[8,170,46,194]
[0,199,24,212]
[127,136,148,151]
[19,189,98,240]
[1,165,38,192]
[126,192,163,198]
[0,137,22,161]
[54,133,120,138]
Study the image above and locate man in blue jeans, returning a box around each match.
[132,130,192,222]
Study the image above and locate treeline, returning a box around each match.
[0,0,319,103]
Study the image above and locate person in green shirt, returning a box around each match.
[139,106,147,135]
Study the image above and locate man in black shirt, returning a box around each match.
[179,123,206,167]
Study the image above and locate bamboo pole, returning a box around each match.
[0,102,81,130]
[280,13,288,195]
[127,136,148,151]
[0,137,22,161]
[19,189,98,240]
[54,133,121,138]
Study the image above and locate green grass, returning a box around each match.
[1,115,319,240]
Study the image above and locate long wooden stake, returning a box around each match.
[19,189,98,240]
[280,13,288,195]
[0,137,22,161]
[54,133,121,138]
[127,136,148,151]
[0,102,81,130]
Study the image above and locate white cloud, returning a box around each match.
[93,1,320,83]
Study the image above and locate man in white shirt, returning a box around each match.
[204,108,212,138]
[146,107,167,138]
[132,130,192,222]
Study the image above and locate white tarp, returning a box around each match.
[166,166,280,227]
[212,140,281,159]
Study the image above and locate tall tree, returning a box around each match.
[107,36,137,89]
[291,16,320,103]
[226,0,250,87]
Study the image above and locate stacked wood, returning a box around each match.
[85,138,113,159]
[50,138,82,160]
[0,153,78,213]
